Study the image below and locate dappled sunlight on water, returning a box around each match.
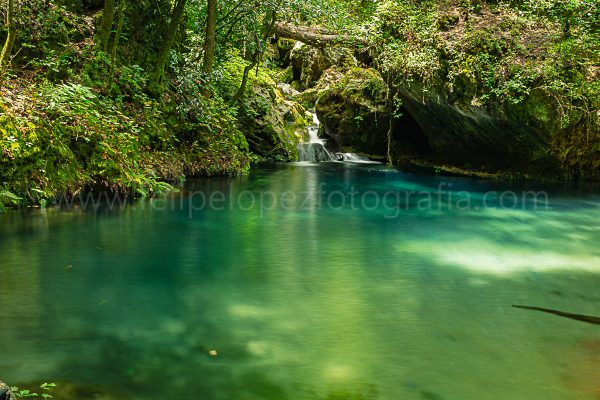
[1,163,600,399]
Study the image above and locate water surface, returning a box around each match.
[1,163,600,399]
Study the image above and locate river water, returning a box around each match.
[1,162,599,399]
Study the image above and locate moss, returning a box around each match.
[278,65,294,84]
[316,68,392,155]
[234,77,307,161]
[437,13,460,31]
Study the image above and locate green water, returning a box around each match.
[1,163,600,400]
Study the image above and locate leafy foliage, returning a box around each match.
[370,0,598,125]
[11,382,56,399]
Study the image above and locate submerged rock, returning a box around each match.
[0,381,15,400]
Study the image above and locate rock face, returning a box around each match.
[393,80,600,179]
[238,80,309,161]
[316,68,391,155]
[314,65,598,178]
[290,43,357,89]
[396,82,556,172]
[315,67,431,159]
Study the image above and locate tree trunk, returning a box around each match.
[234,38,260,101]
[107,2,125,87]
[202,0,217,75]
[150,0,187,93]
[273,22,366,48]
[0,0,16,86]
[97,0,116,51]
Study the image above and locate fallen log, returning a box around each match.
[273,22,367,47]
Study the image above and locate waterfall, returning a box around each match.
[297,112,336,162]
[307,112,324,144]
[296,111,380,164]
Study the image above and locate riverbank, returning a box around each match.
[1,0,598,212]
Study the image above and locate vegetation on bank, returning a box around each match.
[0,0,598,211]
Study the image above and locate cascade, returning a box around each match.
[296,112,335,162]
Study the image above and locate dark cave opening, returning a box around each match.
[392,107,432,158]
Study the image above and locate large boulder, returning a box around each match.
[315,68,392,155]
[394,82,555,174]
[290,42,357,89]
[238,80,309,161]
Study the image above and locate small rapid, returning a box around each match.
[337,152,379,163]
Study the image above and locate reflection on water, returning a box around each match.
[1,163,600,399]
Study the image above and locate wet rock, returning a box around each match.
[0,381,15,400]
[238,79,309,160]
[315,68,392,155]
[312,67,431,160]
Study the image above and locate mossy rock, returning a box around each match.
[290,42,358,89]
[316,68,391,155]
[276,38,296,66]
[238,81,308,161]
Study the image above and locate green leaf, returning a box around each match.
[1,190,22,201]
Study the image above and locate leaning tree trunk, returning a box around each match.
[150,0,187,93]
[234,11,276,101]
[96,0,116,51]
[0,380,15,400]
[0,0,16,87]
[202,0,217,75]
[273,22,366,48]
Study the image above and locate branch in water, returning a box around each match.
[513,305,600,326]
